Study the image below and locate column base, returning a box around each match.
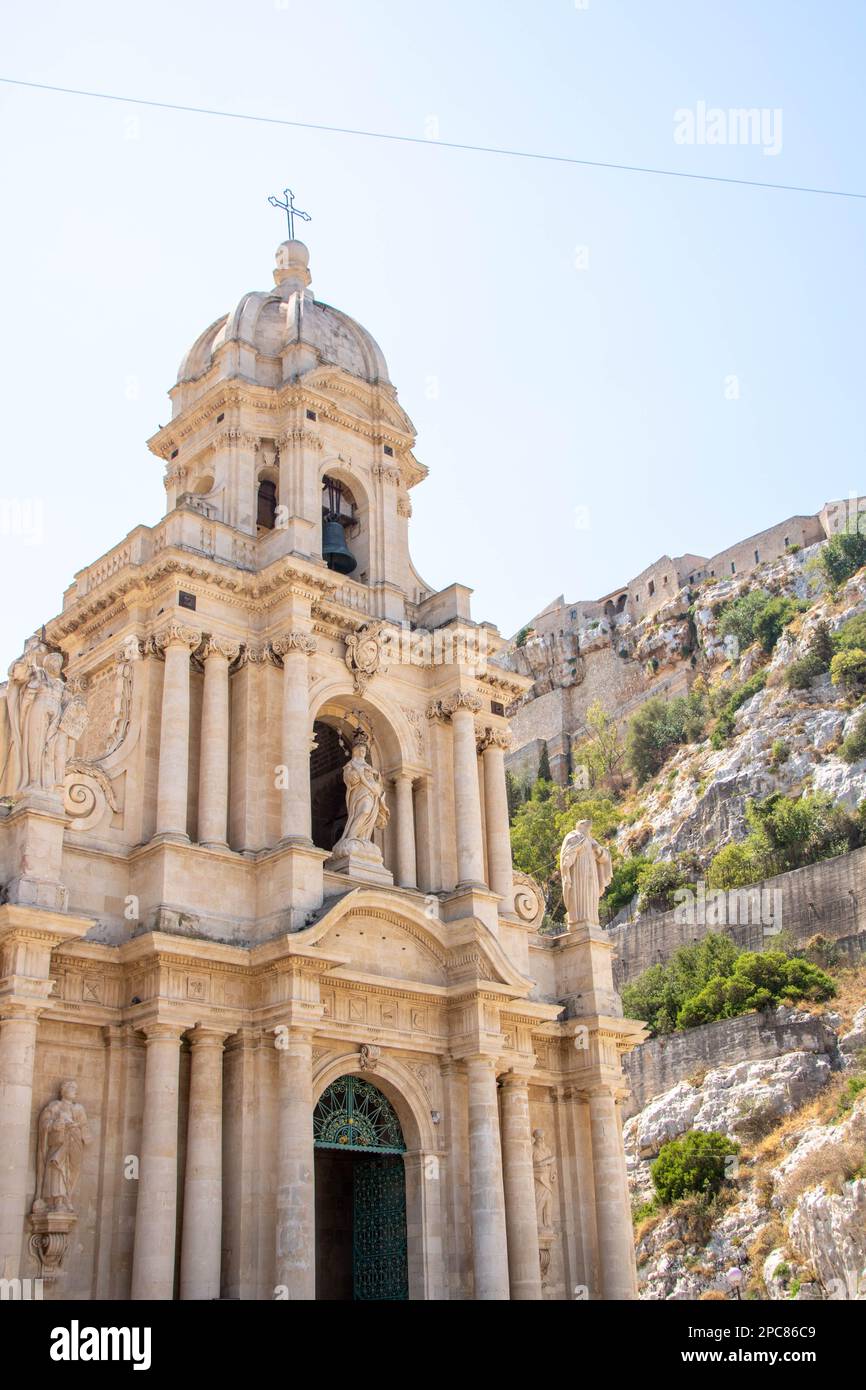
[150,830,191,846]
[277,834,315,850]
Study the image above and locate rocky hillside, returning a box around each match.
[628,982,866,1300]
[617,549,866,863]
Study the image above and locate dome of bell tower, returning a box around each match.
[175,240,391,392]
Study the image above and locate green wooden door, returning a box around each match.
[352,1154,409,1301]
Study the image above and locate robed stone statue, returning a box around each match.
[0,642,87,797]
[532,1128,558,1234]
[32,1079,92,1215]
[331,731,390,855]
[559,819,612,927]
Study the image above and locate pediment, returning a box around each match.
[296,888,535,996]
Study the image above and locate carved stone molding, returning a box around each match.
[278,429,323,452]
[442,691,483,717]
[153,621,202,652]
[272,631,318,659]
[202,635,241,662]
[235,643,270,668]
[358,1043,382,1071]
[477,725,513,753]
[63,760,120,831]
[29,1212,78,1281]
[512,872,547,930]
[344,622,390,695]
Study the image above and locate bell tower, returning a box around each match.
[148,237,430,621]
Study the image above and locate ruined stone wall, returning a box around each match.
[621,1008,839,1118]
[706,515,823,580]
[610,846,866,990]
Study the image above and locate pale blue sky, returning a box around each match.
[1,0,864,663]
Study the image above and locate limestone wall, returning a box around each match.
[609,846,866,990]
[621,1008,839,1119]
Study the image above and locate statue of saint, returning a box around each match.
[0,644,86,796]
[32,1079,92,1214]
[332,732,389,854]
[559,819,612,927]
[532,1129,558,1234]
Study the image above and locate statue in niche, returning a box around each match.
[559,819,612,928]
[0,642,88,796]
[331,731,390,854]
[32,1080,92,1215]
[532,1128,558,1234]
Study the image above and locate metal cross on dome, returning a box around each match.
[268,187,312,239]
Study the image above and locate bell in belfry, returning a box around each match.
[322,477,358,575]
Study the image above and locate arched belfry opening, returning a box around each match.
[256,443,279,532]
[321,475,358,574]
[313,1075,409,1301]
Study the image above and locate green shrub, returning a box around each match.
[636,859,691,913]
[834,612,866,650]
[626,692,707,784]
[753,596,807,654]
[830,647,866,691]
[746,791,864,873]
[785,621,834,689]
[622,933,739,1035]
[819,519,866,588]
[769,738,790,768]
[785,649,826,689]
[676,950,835,1028]
[601,854,651,919]
[710,671,767,748]
[651,1131,740,1204]
[706,840,762,890]
[841,714,866,764]
[717,591,803,656]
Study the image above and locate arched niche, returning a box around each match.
[309,696,401,859]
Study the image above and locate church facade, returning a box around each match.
[0,235,645,1301]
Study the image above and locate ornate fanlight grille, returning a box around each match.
[313,1075,405,1154]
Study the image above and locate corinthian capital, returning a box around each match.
[442,691,483,717]
[202,635,241,662]
[153,621,203,652]
[477,725,513,753]
[272,630,318,658]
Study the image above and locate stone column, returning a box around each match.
[197,638,239,848]
[466,1056,510,1300]
[0,1005,40,1280]
[272,632,317,846]
[499,1072,543,1300]
[131,1022,184,1301]
[154,622,201,838]
[480,729,514,908]
[445,693,486,888]
[275,1029,315,1299]
[180,1027,229,1301]
[392,772,417,888]
[588,1087,638,1300]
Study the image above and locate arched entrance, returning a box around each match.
[313,1075,409,1301]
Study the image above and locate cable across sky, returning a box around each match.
[1,74,865,202]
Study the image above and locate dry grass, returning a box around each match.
[826,963,866,1030]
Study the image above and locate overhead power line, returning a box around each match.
[1,75,865,202]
